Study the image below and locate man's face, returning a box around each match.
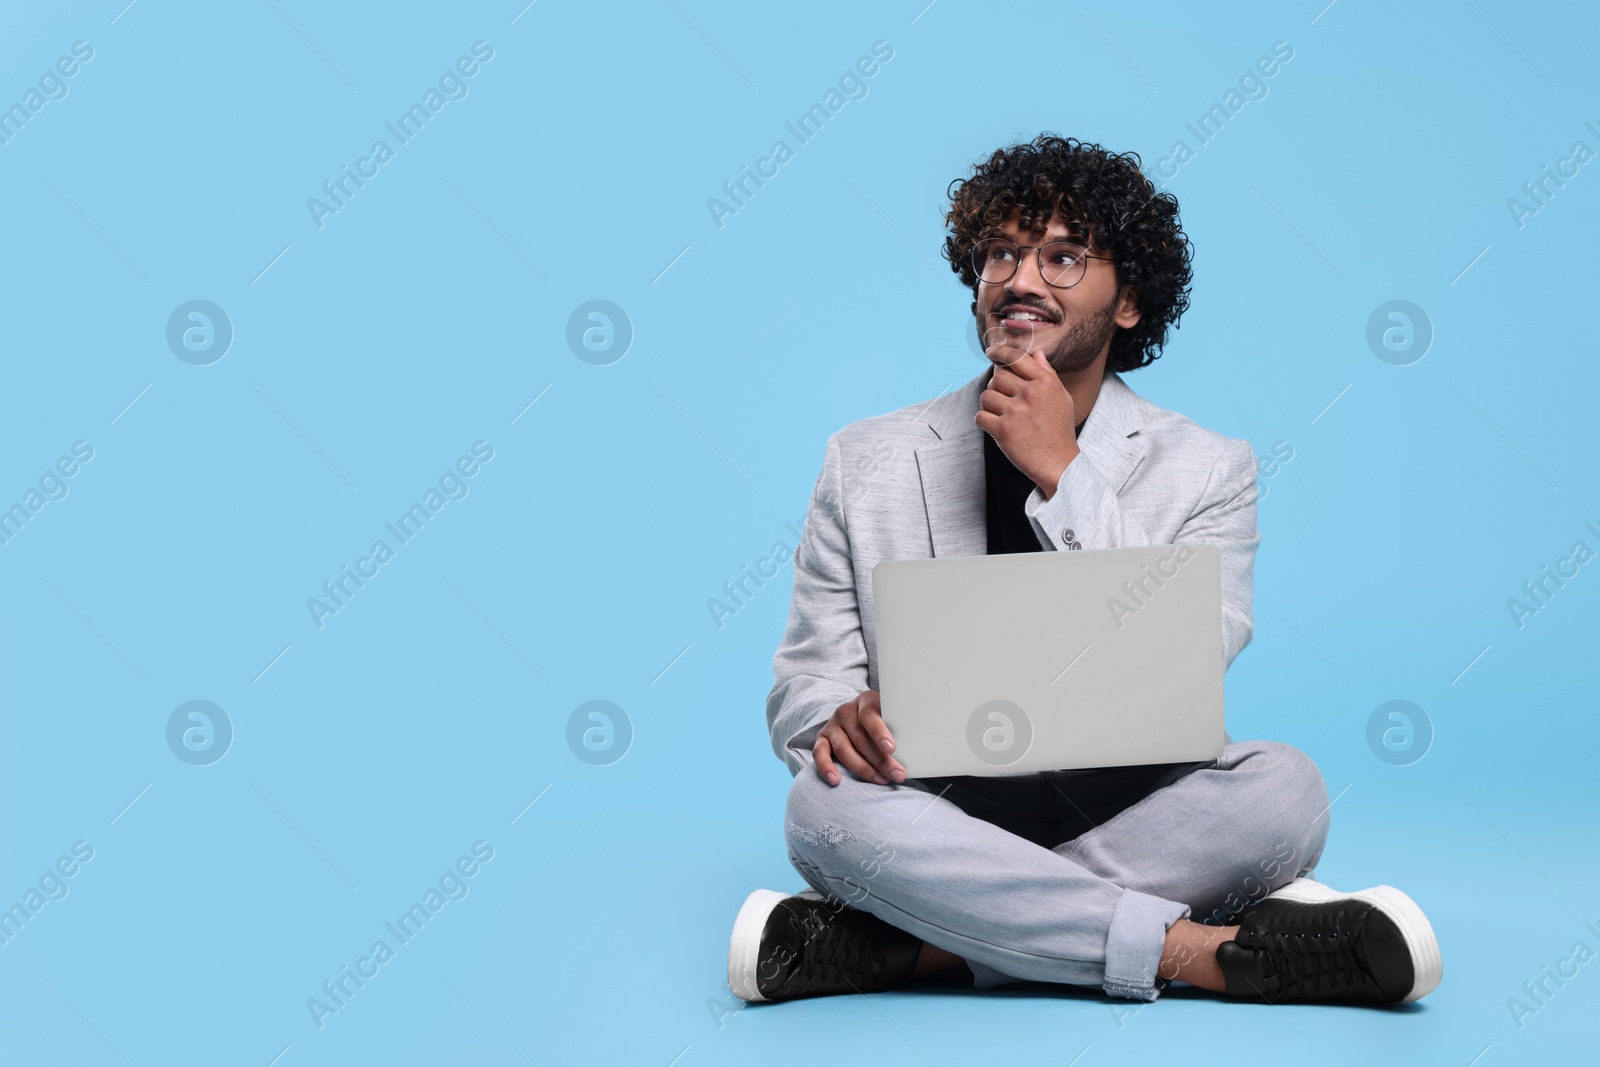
[972,208,1140,377]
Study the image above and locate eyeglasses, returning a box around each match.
[969,238,1114,289]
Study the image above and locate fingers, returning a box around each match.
[844,693,896,782]
[815,697,858,786]
[843,694,904,784]
[986,345,1048,384]
[813,734,840,786]
[1008,346,1049,377]
[820,721,886,784]
[814,731,874,786]
[814,692,906,788]
[984,343,1031,376]
[838,713,894,786]
[857,699,905,782]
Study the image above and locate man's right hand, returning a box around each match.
[813,690,905,787]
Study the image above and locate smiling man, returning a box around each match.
[727,135,1442,1008]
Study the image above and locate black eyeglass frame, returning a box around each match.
[969,237,1116,289]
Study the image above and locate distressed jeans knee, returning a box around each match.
[789,823,855,849]
[784,766,861,858]
[783,767,895,897]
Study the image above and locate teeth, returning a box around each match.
[1003,311,1047,322]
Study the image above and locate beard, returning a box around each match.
[976,288,1120,376]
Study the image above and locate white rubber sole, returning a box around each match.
[728,889,815,1003]
[1265,878,1442,1003]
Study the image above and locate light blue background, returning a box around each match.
[1,1,1595,1064]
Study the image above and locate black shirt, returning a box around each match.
[983,421,1084,554]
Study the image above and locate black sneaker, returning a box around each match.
[727,889,922,1002]
[1215,878,1442,1004]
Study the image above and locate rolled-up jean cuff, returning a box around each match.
[1100,887,1191,1001]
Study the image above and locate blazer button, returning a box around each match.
[1062,528,1075,541]
[1070,540,1082,550]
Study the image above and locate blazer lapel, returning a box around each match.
[1074,370,1148,497]
[914,367,1148,558]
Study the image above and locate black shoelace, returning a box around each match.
[782,913,886,995]
[1255,926,1374,997]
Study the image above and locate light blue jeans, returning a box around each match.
[784,739,1330,1001]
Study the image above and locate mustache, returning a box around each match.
[992,299,1059,322]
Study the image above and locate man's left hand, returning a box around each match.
[976,347,1080,500]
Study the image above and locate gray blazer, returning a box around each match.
[765,365,1261,776]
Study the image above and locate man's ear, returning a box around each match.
[1114,285,1142,330]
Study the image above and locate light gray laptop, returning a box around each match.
[871,543,1225,778]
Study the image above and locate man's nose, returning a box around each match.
[1006,249,1050,299]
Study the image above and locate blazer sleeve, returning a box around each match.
[765,432,872,776]
[1022,436,1260,671]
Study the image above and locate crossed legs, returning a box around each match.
[783,740,1331,1001]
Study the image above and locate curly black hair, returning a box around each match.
[943,134,1193,374]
